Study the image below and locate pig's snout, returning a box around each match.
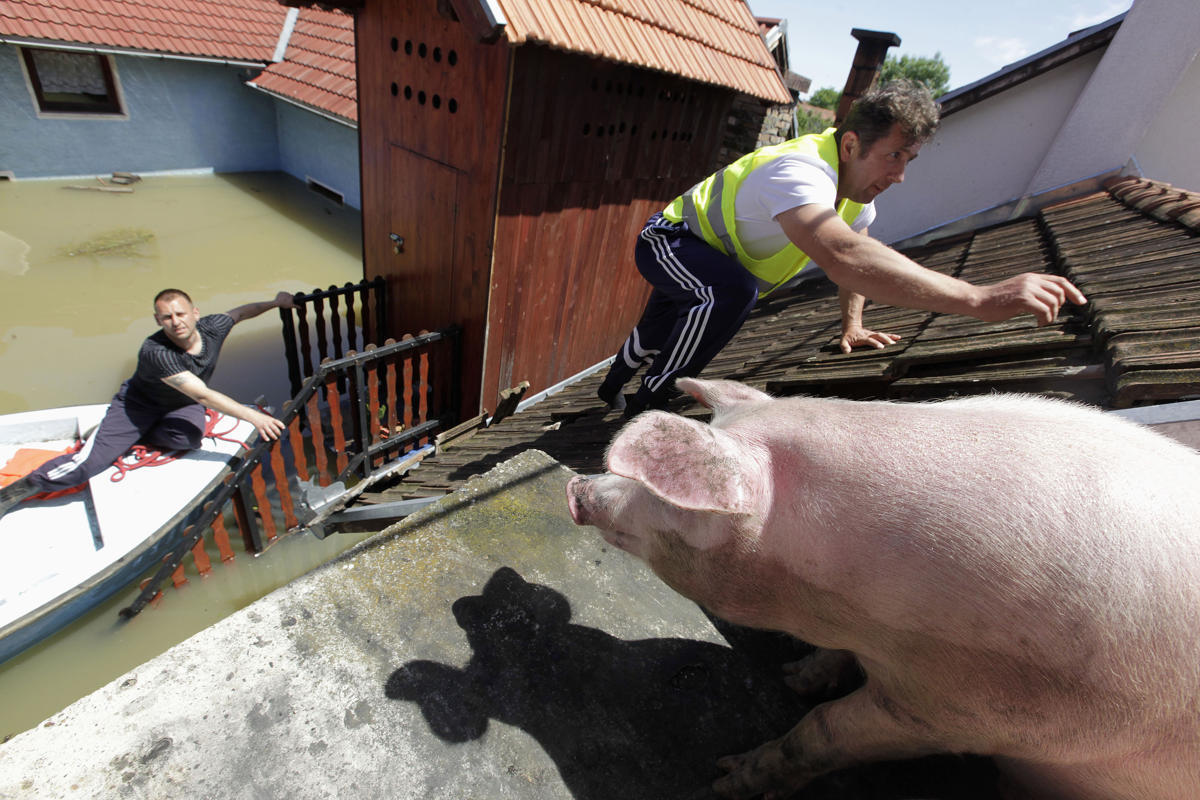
[566,474,597,526]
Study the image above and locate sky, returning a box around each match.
[749,0,1133,97]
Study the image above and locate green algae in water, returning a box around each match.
[61,228,156,258]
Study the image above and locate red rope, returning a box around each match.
[109,409,251,482]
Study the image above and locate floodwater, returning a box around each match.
[0,171,364,415]
[0,172,375,739]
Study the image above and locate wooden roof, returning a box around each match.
[496,0,791,104]
[386,175,1200,497]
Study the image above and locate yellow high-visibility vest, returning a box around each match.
[662,127,865,297]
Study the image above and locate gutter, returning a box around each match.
[2,37,267,69]
[244,81,357,129]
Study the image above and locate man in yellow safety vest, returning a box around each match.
[597,80,1086,416]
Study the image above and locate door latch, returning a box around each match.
[389,233,405,254]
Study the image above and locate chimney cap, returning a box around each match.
[850,28,901,47]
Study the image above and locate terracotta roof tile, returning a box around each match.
[0,0,289,60]
[249,6,357,124]
[496,0,789,103]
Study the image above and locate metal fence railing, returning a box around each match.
[120,325,462,619]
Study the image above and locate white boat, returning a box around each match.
[0,404,254,664]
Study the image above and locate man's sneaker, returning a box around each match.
[0,476,39,521]
[597,384,627,412]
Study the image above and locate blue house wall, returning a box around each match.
[0,44,360,210]
[274,100,361,209]
[0,46,279,177]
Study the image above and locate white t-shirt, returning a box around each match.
[733,154,876,263]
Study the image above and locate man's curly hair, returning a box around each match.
[836,79,940,153]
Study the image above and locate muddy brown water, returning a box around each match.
[0,172,374,739]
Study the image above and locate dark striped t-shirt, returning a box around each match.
[127,314,235,410]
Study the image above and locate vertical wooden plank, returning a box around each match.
[325,371,348,476]
[344,281,360,352]
[384,339,400,438]
[306,391,329,485]
[296,304,314,381]
[249,463,277,543]
[279,304,302,399]
[268,439,299,529]
[211,514,235,562]
[287,413,309,482]
[191,531,212,576]
[402,334,415,433]
[233,484,262,553]
[329,285,345,360]
[314,297,330,364]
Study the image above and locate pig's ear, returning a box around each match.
[676,378,771,411]
[607,411,752,515]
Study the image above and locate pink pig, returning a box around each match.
[566,377,1200,799]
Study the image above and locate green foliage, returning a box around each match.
[878,52,951,98]
[807,86,841,110]
[794,108,832,136]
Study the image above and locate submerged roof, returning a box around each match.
[0,0,356,122]
[497,0,790,104]
[390,175,1200,494]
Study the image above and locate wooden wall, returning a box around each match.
[483,45,733,409]
[356,0,509,419]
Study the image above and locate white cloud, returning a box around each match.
[1069,1,1131,29]
[973,35,1032,67]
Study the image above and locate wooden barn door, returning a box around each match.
[383,145,461,335]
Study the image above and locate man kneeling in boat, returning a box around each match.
[0,288,293,519]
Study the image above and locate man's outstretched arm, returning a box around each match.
[162,371,286,441]
[226,291,295,324]
[779,205,1086,325]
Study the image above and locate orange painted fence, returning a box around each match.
[120,326,462,619]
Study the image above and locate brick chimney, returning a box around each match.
[835,28,901,125]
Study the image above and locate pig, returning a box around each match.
[565,377,1200,800]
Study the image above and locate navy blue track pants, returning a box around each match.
[27,381,206,493]
[601,213,759,407]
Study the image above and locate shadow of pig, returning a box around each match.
[384,566,1000,800]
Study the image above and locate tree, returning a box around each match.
[807,86,841,110]
[878,52,951,98]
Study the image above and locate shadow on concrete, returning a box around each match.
[384,567,1002,800]
[385,566,804,799]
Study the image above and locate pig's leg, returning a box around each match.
[780,648,860,699]
[712,681,952,799]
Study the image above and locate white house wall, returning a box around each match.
[0,45,280,178]
[1132,50,1200,191]
[869,51,1102,245]
[1027,0,1200,196]
[274,100,361,210]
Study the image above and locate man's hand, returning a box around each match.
[972,274,1087,326]
[273,291,295,311]
[245,407,287,441]
[840,325,901,354]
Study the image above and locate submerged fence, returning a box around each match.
[280,278,388,399]
[120,326,462,619]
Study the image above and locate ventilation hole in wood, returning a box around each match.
[390,83,398,96]
[404,85,412,100]
[390,37,398,52]
[449,98,458,113]
[418,42,427,58]
[448,50,458,66]
[432,94,441,109]
[582,123,591,135]
[404,40,413,55]
[433,47,442,63]
[418,90,426,105]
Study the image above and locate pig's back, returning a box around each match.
[753,394,1200,720]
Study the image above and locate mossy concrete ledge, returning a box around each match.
[0,449,802,800]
